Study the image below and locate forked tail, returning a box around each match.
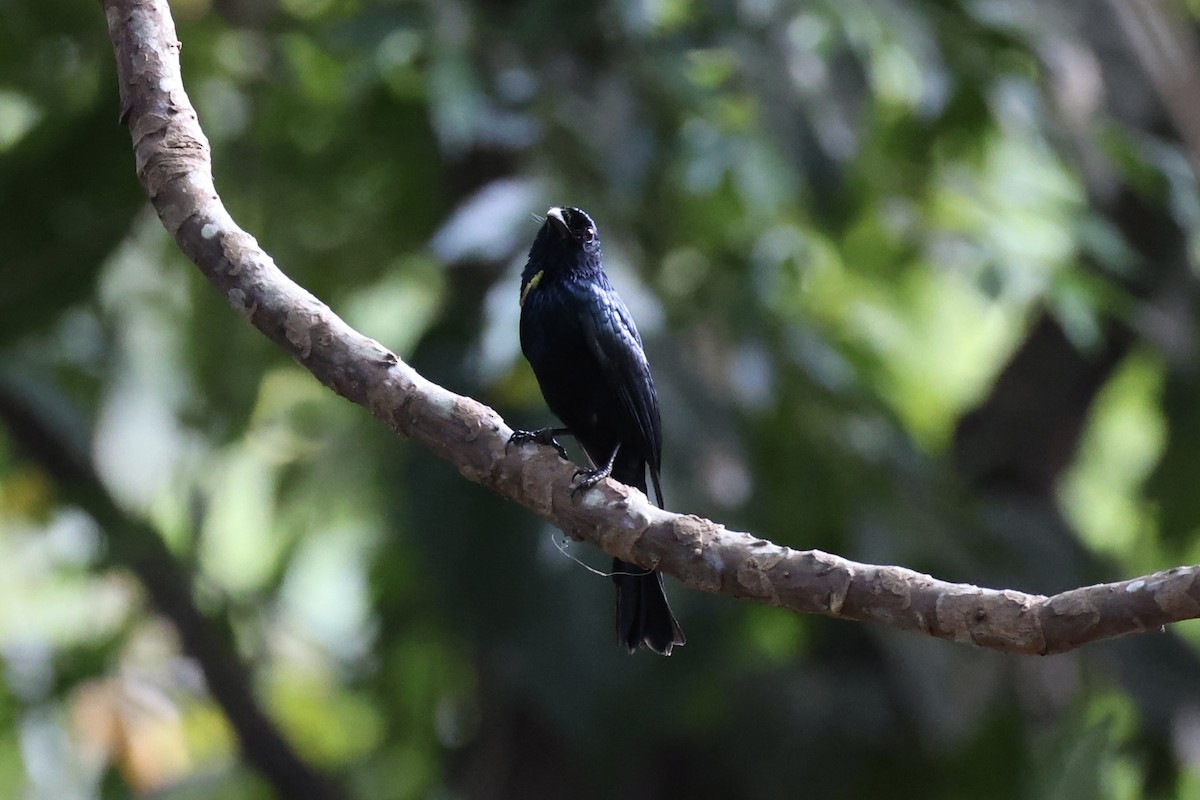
[613,558,685,655]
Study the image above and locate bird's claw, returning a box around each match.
[570,465,612,498]
[507,428,569,461]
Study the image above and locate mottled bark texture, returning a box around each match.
[102,0,1200,656]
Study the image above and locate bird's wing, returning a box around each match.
[574,278,664,493]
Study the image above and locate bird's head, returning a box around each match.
[525,206,603,281]
[544,206,599,248]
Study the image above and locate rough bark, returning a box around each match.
[98,0,1200,657]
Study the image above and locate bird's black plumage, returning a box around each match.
[512,206,685,655]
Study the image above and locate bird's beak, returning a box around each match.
[546,207,570,237]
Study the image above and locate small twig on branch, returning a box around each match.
[99,0,1200,656]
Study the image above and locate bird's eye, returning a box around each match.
[581,228,595,243]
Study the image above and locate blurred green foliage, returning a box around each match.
[3,0,1200,797]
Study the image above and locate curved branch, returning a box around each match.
[100,0,1200,656]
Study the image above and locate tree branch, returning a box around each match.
[100,0,1200,656]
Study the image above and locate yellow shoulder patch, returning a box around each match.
[519,270,544,307]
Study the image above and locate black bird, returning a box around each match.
[510,206,685,655]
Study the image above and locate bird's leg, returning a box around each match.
[507,426,572,461]
[571,442,620,497]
